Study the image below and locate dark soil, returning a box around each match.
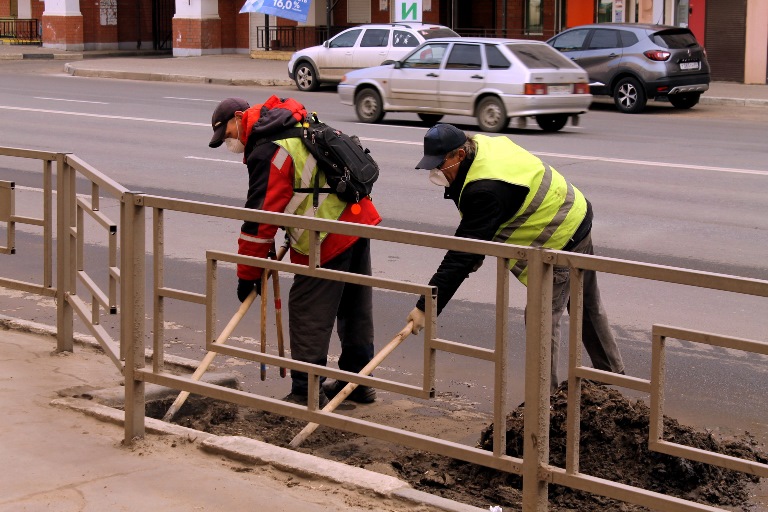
[146,381,767,511]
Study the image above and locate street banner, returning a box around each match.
[240,0,311,23]
[395,0,422,22]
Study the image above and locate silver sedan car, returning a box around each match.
[338,37,593,132]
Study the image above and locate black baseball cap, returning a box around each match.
[209,97,250,148]
[415,124,468,169]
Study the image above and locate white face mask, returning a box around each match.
[429,168,450,187]
[225,137,245,154]
[224,118,244,154]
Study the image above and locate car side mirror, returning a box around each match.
[324,41,329,48]
[392,61,402,69]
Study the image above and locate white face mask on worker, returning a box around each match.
[429,169,450,187]
[225,118,245,154]
[225,137,245,154]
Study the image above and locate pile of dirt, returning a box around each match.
[147,381,766,511]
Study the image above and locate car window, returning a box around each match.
[651,29,699,49]
[587,29,619,50]
[445,44,482,69]
[485,45,511,69]
[550,28,589,51]
[402,43,449,69]
[507,43,580,69]
[360,29,390,48]
[417,28,460,39]
[329,29,362,48]
[393,30,419,47]
[618,30,639,48]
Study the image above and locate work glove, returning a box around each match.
[407,307,426,335]
[237,278,261,303]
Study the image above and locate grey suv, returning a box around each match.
[547,23,710,113]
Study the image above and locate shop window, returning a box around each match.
[596,0,613,23]
[525,0,543,36]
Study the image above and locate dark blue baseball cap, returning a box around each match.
[415,123,468,169]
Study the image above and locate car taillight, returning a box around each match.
[574,83,589,94]
[524,83,548,95]
[643,50,671,61]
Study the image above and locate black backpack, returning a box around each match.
[256,113,379,204]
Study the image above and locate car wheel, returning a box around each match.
[417,113,444,126]
[613,77,646,113]
[535,114,568,132]
[668,92,701,109]
[355,88,385,124]
[294,62,319,92]
[476,96,508,133]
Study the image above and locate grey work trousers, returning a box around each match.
[549,231,625,391]
[288,238,375,395]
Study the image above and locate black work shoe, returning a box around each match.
[283,391,329,409]
[322,379,376,404]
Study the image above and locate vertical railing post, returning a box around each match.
[522,248,553,511]
[43,158,53,289]
[493,257,510,457]
[122,191,146,442]
[55,154,73,352]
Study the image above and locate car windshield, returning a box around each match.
[507,43,580,69]
[418,28,459,39]
[651,29,699,49]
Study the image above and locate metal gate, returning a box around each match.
[152,0,174,51]
[705,0,747,82]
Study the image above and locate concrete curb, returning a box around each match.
[0,314,200,371]
[700,96,768,107]
[63,63,294,87]
[52,396,486,512]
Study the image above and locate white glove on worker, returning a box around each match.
[407,307,426,334]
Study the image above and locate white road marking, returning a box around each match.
[33,97,109,104]
[164,97,221,102]
[0,105,206,127]
[2,104,765,177]
[185,156,242,164]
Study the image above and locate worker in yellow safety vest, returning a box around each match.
[406,123,625,391]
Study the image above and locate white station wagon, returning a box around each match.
[337,37,593,132]
[287,22,458,91]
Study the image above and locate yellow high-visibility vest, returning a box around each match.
[460,135,586,285]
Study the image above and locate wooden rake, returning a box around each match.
[162,245,288,423]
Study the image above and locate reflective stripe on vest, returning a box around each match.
[459,135,586,285]
[273,136,347,256]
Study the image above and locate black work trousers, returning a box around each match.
[288,237,374,395]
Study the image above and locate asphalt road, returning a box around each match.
[1,62,767,443]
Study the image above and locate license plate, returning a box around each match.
[680,61,700,70]
[548,85,572,95]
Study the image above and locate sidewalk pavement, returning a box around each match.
[2,44,768,107]
[0,316,483,512]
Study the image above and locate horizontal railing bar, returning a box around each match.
[9,215,44,227]
[547,467,725,512]
[76,197,117,233]
[550,251,768,297]
[431,338,496,361]
[0,277,56,297]
[139,370,524,474]
[651,440,768,478]
[212,343,430,399]
[65,154,129,199]
[145,195,529,260]
[209,250,434,296]
[653,324,768,355]
[68,294,122,370]
[0,146,60,161]
[573,367,652,393]
[157,287,206,305]
[77,270,110,312]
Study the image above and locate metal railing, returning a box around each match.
[253,26,346,51]
[0,18,42,45]
[1,145,766,512]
